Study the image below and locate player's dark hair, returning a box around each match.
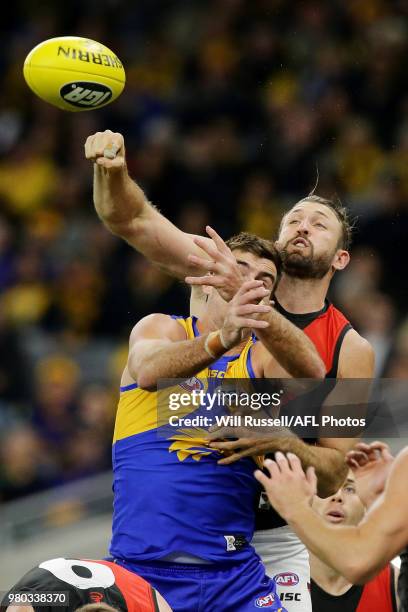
[226,232,282,288]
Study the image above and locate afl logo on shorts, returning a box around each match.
[60,82,112,108]
[255,592,276,607]
[274,572,299,587]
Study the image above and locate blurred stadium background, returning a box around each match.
[0,0,407,586]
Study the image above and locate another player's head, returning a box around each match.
[226,232,282,291]
[312,472,365,527]
[75,604,120,612]
[204,232,281,312]
[276,195,353,280]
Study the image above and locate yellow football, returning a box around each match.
[23,36,126,111]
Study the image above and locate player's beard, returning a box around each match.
[279,239,335,279]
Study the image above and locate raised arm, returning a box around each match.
[85,130,205,279]
[255,449,408,584]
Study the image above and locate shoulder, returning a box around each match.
[338,328,375,378]
[129,313,187,344]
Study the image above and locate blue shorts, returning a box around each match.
[112,555,287,612]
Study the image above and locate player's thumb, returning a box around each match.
[96,156,125,170]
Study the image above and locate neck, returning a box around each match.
[275,273,331,314]
[310,552,352,596]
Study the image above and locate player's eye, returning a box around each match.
[315,222,326,229]
[288,219,299,225]
[344,486,355,494]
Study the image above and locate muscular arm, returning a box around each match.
[126,281,272,390]
[126,314,220,390]
[87,131,207,279]
[213,330,375,495]
[283,448,408,584]
[255,309,326,379]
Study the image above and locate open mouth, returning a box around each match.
[291,238,309,249]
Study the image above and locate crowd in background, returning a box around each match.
[0,0,407,504]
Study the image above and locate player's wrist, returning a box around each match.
[204,329,233,359]
[283,498,314,525]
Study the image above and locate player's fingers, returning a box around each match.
[346,450,369,465]
[209,440,242,450]
[366,441,390,452]
[103,143,120,159]
[192,235,219,259]
[205,226,231,255]
[89,130,124,160]
[346,457,360,469]
[238,318,269,329]
[236,303,272,315]
[95,156,125,169]
[306,466,317,492]
[286,452,303,473]
[380,447,394,462]
[263,457,281,478]
[250,320,270,329]
[185,274,223,287]
[353,442,373,453]
[237,279,265,293]
[238,286,270,304]
[254,469,270,488]
[84,134,95,159]
[274,451,290,473]
[187,254,216,271]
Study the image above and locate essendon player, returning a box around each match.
[1,558,171,612]
[310,472,399,612]
[85,130,374,612]
[255,443,408,609]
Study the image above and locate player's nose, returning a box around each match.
[297,219,310,234]
[330,490,344,503]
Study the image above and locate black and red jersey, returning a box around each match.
[311,563,397,612]
[1,558,161,612]
[276,300,352,378]
[255,299,352,531]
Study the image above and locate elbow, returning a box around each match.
[298,362,325,379]
[342,559,373,585]
[105,218,138,240]
[309,359,326,379]
[136,370,158,392]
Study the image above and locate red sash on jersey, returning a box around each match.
[357,564,397,612]
[91,560,158,612]
[302,303,351,377]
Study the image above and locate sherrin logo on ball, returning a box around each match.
[23,36,126,111]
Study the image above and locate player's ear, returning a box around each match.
[332,249,350,271]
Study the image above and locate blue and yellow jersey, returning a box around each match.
[110,315,260,564]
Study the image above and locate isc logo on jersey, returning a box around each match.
[274,572,299,587]
[255,592,275,608]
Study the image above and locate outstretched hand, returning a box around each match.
[254,452,317,521]
[346,441,394,508]
[185,226,245,301]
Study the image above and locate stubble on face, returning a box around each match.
[278,237,336,280]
